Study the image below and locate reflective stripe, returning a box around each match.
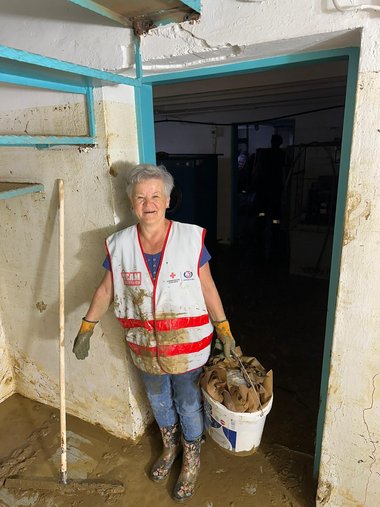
[118,314,210,331]
[128,333,213,357]
[119,318,154,331]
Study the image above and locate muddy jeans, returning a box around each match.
[140,367,203,442]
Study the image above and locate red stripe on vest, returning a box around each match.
[128,333,213,357]
[119,318,154,331]
[118,314,210,331]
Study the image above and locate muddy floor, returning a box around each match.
[0,242,325,506]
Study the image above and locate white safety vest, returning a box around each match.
[106,221,213,374]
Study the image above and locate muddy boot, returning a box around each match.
[172,436,201,502]
[150,423,181,482]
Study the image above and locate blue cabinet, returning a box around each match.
[158,154,218,253]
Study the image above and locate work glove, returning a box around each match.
[213,320,236,358]
[72,318,98,360]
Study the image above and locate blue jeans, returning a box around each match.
[140,367,203,442]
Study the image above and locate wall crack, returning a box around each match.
[362,372,380,504]
[178,25,243,58]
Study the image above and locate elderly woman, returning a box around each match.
[73,164,235,502]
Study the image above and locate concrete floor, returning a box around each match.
[0,242,325,506]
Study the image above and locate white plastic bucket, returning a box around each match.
[202,388,273,455]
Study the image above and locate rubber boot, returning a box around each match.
[150,423,181,482]
[172,436,201,502]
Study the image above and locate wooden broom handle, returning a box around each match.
[58,179,67,484]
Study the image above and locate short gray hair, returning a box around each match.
[126,164,174,199]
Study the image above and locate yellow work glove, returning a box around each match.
[72,318,98,360]
[213,320,236,358]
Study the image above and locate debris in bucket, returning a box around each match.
[200,347,273,413]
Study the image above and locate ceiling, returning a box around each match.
[153,59,348,121]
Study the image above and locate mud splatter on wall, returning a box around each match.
[0,86,149,441]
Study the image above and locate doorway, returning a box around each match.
[138,47,359,500]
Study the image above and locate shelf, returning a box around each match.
[67,1,201,29]
[0,46,135,88]
[0,44,136,147]
[0,182,44,200]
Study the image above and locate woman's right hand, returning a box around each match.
[72,318,98,360]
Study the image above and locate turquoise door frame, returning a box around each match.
[136,46,360,476]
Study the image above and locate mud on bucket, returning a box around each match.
[202,389,273,455]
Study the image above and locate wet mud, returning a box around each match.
[0,394,315,506]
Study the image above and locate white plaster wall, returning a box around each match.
[317,68,380,507]
[0,1,153,441]
[0,84,152,441]
[0,85,87,112]
[0,0,135,72]
[156,122,215,154]
[0,86,87,136]
[140,0,376,72]
[0,317,15,402]
[145,1,380,505]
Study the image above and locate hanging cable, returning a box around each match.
[154,104,345,126]
[332,0,380,12]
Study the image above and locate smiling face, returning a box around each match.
[131,178,170,226]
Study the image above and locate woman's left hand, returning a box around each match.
[213,320,236,358]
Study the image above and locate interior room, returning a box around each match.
[152,58,348,498]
